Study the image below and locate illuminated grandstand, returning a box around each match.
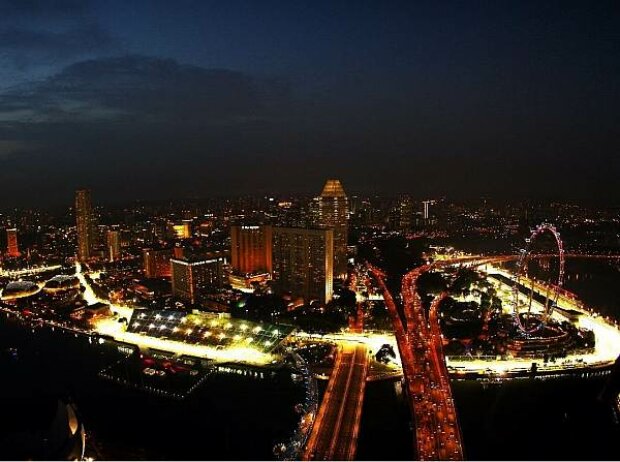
[127,310,294,357]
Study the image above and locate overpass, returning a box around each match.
[401,266,464,460]
[369,264,464,460]
[303,343,369,461]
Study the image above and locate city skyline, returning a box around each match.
[0,181,619,460]
[0,2,619,461]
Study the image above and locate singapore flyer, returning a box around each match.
[512,223,565,334]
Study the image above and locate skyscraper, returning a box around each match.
[230,224,273,275]
[312,179,348,277]
[422,200,435,220]
[272,227,333,304]
[171,256,225,304]
[75,189,94,261]
[106,230,121,262]
[143,247,174,278]
[6,228,20,257]
[396,196,413,234]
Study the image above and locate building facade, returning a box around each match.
[272,227,333,304]
[312,179,349,278]
[171,256,224,304]
[75,189,95,261]
[230,224,273,275]
[6,228,20,257]
[143,247,174,278]
[106,230,121,262]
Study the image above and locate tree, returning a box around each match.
[417,271,447,297]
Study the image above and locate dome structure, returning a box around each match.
[43,275,80,292]
[1,281,40,300]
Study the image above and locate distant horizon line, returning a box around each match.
[1,190,618,213]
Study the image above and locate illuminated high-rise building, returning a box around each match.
[106,230,121,262]
[143,247,174,278]
[75,189,94,261]
[312,179,348,277]
[272,227,333,304]
[171,256,224,304]
[392,196,413,233]
[173,245,185,259]
[6,228,20,257]
[422,200,436,220]
[230,225,272,275]
[170,221,191,239]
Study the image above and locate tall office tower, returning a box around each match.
[6,228,20,257]
[398,196,413,234]
[272,227,333,304]
[143,247,174,278]
[312,179,349,278]
[422,200,435,220]
[75,189,95,261]
[106,230,121,262]
[230,225,273,275]
[170,256,224,304]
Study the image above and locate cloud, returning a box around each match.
[0,54,298,206]
[0,55,287,125]
[0,24,116,64]
[0,0,118,87]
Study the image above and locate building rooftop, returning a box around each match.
[320,179,347,198]
[127,310,294,355]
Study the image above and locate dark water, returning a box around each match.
[454,377,618,460]
[505,257,620,320]
[0,315,302,460]
[562,259,620,320]
[357,380,412,460]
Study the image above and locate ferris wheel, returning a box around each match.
[512,223,565,333]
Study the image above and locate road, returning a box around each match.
[369,264,464,460]
[303,343,369,461]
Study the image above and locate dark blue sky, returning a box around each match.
[0,0,618,206]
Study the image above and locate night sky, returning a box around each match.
[0,0,618,206]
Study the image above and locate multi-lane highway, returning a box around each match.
[369,263,464,461]
[303,343,369,461]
